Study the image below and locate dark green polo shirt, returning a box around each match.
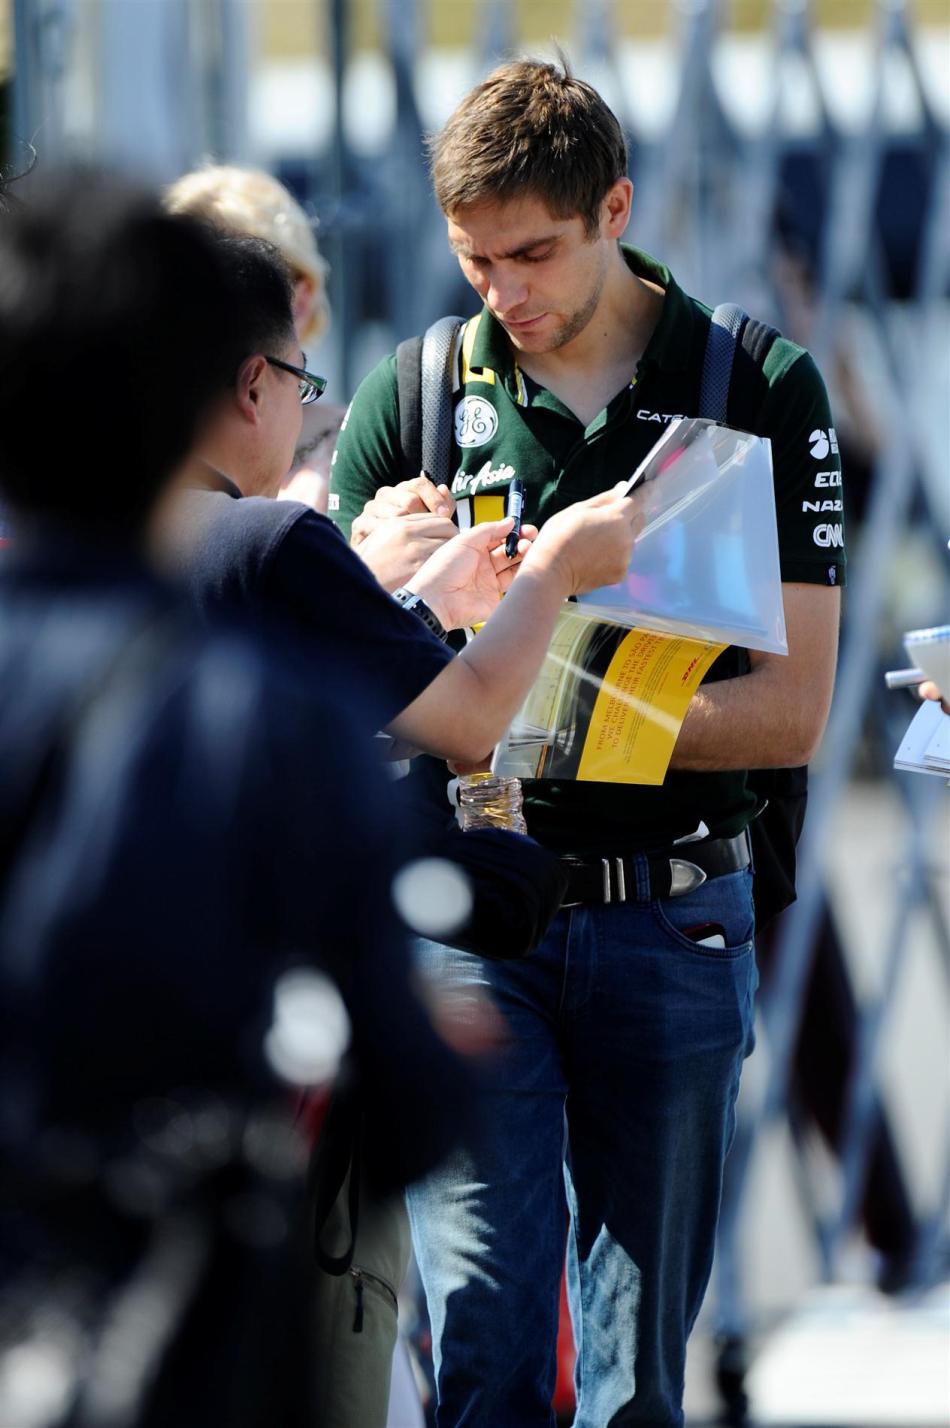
[330,247,846,855]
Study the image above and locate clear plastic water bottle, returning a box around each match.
[458,772,527,834]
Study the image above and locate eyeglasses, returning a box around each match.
[265,356,327,406]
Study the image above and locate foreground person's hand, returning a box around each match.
[521,484,642,595]
[357,511,459,591]
[407,517,537,630]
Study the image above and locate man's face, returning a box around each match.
[446,193,611,356]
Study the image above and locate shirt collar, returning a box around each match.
[214,473,244,500]
[466,244,701,391]
[627,247,702,374]
[186,465,243,500]
[468,304,514,384]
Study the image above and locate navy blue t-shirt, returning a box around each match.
[173,485,453,729]
[0,538,470,1204]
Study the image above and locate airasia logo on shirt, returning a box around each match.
[450,461,516,496]
[454,396,498,448]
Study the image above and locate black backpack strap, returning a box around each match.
[700,303,802,932]
[395,316,464,486]
[395,334,424,482]
[740,314,780,370]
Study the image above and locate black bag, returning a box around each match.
[699,304,809,931]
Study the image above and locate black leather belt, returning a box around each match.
[560,829,751,907]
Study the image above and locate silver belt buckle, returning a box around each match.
[601,857,628,904]
[668,859,707,897]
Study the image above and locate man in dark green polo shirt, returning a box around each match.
[330,58,844,1428]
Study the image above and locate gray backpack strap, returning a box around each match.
[420,315,464,485]
[699,302,748,422]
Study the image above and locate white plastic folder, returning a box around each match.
[577,418,788,655]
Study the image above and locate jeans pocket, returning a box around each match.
[349,1264,399,1333]
[651,869,755,960]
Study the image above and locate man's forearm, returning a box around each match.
[385,487,641,764]
[386,564,569,763]
[670,664,829,771]
[671,583,840,771]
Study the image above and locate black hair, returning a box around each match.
[209,232,297,384]
[0,169,255,535]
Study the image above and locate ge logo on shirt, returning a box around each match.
[454,396,499,449]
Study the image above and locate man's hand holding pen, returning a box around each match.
[407,516,538,632]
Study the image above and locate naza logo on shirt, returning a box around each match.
[454,396,498,448]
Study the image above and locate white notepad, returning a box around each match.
[893,700,950,778]
[922,708,950,773]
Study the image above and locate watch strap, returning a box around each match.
[392,587,448,642]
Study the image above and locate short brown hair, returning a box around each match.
[429,58,627,235]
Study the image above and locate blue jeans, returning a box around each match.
[407,866,758,1428]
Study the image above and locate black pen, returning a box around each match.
[505,479,526,559]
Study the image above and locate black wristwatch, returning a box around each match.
[392,587,448,642]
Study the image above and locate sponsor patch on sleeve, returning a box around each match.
[808,427,839,460]
[812,521,844,550]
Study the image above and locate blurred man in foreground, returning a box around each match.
[0,171,471,1427]
[163,228,641,1426]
